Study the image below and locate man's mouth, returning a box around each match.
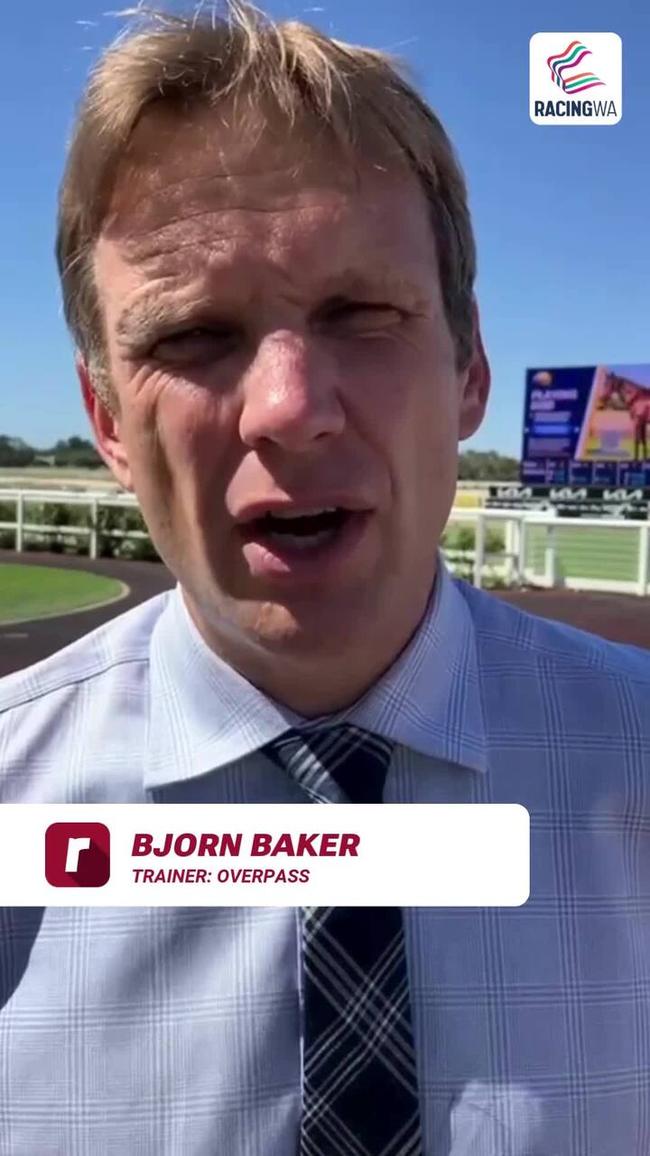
[240,507,353,551]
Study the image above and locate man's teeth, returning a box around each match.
[248,506,348,549]
[268,507,338,519]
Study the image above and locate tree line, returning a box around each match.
[0,436,519,480]
[0,436,103,469]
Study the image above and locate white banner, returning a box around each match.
[0,804,530,906]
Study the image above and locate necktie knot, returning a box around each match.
[265,724,393,804]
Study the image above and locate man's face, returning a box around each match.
[87,105,489,661]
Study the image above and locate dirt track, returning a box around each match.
[498,588,650,649]
[1,550,649,678]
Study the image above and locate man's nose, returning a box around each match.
[238,331,345,451]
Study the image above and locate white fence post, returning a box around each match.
[89,498,98,560]
[513,517,522,582]
[15,493,24,552]
[473,513,485,589]
[544,523,556,587]
[504,518,516,584]
[638,523,649,596]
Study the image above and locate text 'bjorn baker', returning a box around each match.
[132,832,361,858]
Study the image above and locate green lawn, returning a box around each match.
[523,523,640,583]
[0,565,125,624]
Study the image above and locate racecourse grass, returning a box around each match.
[0,565,123,624]
[524,524,640,583]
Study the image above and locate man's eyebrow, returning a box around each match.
[115,296,207,347]
[322,268,430,303]
[114,268,430,346]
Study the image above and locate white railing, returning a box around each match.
[444,508,650,596]
[443,508,527,589]
[0,488,648,595]
[0,489,146,560]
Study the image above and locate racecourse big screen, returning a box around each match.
[521,364,650,486]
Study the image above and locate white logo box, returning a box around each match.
[1,803,530,907]
[530,33,622,125]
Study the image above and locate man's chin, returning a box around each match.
[187,563,383,657]
[238,598,362,655]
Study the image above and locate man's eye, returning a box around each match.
[323,302,403,328]
[150,328,237,360]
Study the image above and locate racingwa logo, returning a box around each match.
[530,33,622,125]
[547,41,604,94]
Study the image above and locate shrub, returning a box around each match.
[87,505,134,558]
[485,527,505,554]
[481,573,510,590]
[444,523,506,556]
[121,536,161,562]
[446,525,475,552]
[49,503,74,527]
[23,534,49,552]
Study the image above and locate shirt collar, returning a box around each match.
[144,556,487,789]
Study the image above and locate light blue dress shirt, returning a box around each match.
[1,560,649,1155]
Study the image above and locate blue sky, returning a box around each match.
[1,0,648,455]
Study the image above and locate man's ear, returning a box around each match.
[76,355,134,491]
[458,300,491,441]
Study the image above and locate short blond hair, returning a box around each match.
[56,2,477,405]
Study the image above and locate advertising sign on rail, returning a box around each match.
[521,364,650,486]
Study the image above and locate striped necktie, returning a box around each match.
[265,725,424,1156]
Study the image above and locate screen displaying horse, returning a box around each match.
[598,372,650,460]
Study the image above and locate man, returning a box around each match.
[1,5,649,1154]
